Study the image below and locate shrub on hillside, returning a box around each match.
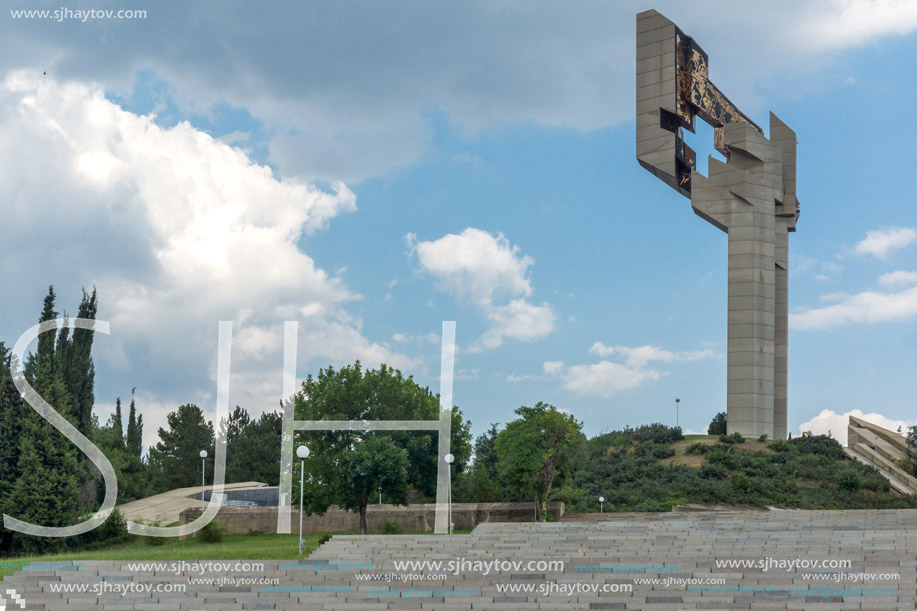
[633,442,676,460]
[835,467,863,492]
[69,509,130,551]
[633,498,669,512]
[197,520,226,543]
[706,446,737,469]
[630,423,684,444]
[789,435,844,459]
[685,442,708,455]
[587,431,633,458]
[699,463,728,480]
[863,473,890,493]
[652,445,675,459]
[769,439,793,453]
[719,432,745,444]
[730,472,751,493]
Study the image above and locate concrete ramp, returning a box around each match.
[116,481,267,525]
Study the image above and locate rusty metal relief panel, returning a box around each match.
[675,30,761,135]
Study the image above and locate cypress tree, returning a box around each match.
[36,286,57,365]
[118,390,147,502]
[112,397,124,449]
[7,289,81,553]
[0,342,22,492]
[126,390,143,458]
[56,287,97,437]
[0,343,24,553]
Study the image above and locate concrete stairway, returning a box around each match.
[3,509,916,609]
[846,416,917,496]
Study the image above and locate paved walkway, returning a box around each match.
[2,509,915,609]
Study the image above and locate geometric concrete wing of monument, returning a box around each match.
[636,9,800,439]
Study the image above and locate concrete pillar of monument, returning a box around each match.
[769,113,799,440]
[691,122,783,438]
[774,239,788,440]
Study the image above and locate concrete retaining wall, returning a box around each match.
[179,502,565,534]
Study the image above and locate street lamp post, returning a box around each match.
[199,450,208,509]
[444,453,454,535]
[296,445,310,556]
[675,398,681,429]
[599,496,605,514]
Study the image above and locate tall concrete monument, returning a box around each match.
[635,10,800,439]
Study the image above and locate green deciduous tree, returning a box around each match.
[495,402,585,521]
[294,362,471,534]
[906,425,917,478]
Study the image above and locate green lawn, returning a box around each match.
[1,529,470,579]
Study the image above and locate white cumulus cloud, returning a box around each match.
[798,409,914,446]
[878,270,917,289]
[790,286,917,330]
[545,343,717,399]
[588,342,716,368]
[558,361,661,398]
[0,71,411,449]
[409,228,555,351]
[853,227,917,259]
[805,0,917,50]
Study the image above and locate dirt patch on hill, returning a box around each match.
[662,436,776,467]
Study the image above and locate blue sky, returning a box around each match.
[1,1,915,450]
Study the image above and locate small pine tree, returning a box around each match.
[707,412,727,436]
[148,404,214,492]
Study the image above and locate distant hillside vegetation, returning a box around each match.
[549,425,917,513]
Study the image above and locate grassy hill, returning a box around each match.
[550,425,917,513]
